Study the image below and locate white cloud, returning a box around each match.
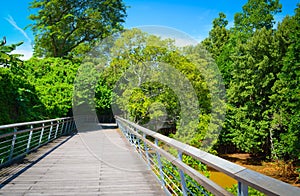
[274,14,285,27]
[137,25,199,47]
[11,49,33,60]
[196,36,205,43]
[5,15,33,60]
[227,20,234,29]
[5,15,32,44]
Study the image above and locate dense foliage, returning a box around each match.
[24,58,79,118]
[0,39,44,124]
[202,2,300,162]
[29,0,126,58]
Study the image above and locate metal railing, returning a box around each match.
[116,116,300,196]
[0,117,76,167]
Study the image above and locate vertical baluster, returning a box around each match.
[66,120,71,135]
[60,120,65,136]
[155,139,166,188]
[132,128,136,146]
[48,121,53,141]
[143,133,151,168]
[68,119,73,135]
[63,120,69,135]
[238,181,248,196]
[131,129,136,147]
[132,127,138,149]
[54,120,60,139]
[121,123,126,136]
[136,128,142,156]
[26,125,33,153]
[178,151,188,196]
[8,128,17,161]
[69,120,74,133]
[38,123,45,146]
[72,119,76,132]
[126,126,131,144]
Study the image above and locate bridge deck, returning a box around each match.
[0,128,164,195]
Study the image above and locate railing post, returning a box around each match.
[54,120,59,139]
[48,121,53,141]
[132,133,136,147]
[69,120,73,134]
[178,151,188,196]
[136,129,142,156]
[68,120,72,134]
[71,120,75,133]
[65,120,70,135]
[8,128,17,161]
[60,120,65,136]
[126,126,131,144]
[73,119,76,132]
[238,181,248,196]
[26,125,33,153]
[66,120,71,135]
[155,138,166,189]
[39,123,45,146]
[143,133,151,168]
[63,120,68,135]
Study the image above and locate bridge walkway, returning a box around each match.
[0,128,164,195]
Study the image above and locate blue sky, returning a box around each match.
[1,0,299,59]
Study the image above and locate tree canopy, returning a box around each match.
[29,0,127,58]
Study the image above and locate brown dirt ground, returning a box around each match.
[220,153,300,188]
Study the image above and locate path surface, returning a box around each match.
[0,129,164,195]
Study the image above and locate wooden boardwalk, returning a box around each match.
[0,128,164,195]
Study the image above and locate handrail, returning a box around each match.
[115,116,300,196]
[126,125,232,196]
[0,117,76,167]
[0,117,73,130]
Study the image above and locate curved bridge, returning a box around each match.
[0,117,299,195]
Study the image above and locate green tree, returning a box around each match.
[270,4,300,160]
[226,27,280,156]
[234,0,282,35]
[0,37,23,67]
[202,13,231,85]
[0,67,44,124]
[210,0,284,157]
[29,0,127,58]
[0,39,44,124]
[202,13,230,60]
[24,58,79,118]
[98,29,225,151]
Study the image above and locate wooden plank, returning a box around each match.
[0,129,164,195]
